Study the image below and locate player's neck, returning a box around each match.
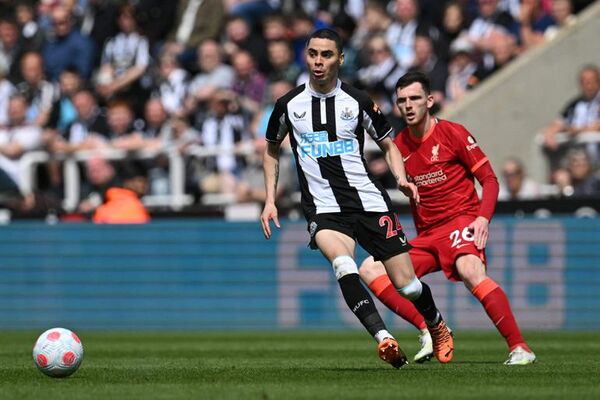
[309,78,338,95]
[409,115,435,138]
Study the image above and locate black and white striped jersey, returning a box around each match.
[266,79,394,218]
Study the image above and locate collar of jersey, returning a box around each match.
[408,117,438,143]
[306,79,342,98]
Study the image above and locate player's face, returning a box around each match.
[306,38,343,93]
[395,82,434,126]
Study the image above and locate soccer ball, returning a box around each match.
[33,327,84,378]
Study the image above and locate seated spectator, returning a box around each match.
[46,67,82,135]
[92,161,150,224]
[542,64,600,173]
[78,156,119,214]
[0,18,20,83]
[52,89,110,153]
[42,6,94,81]
[407,35,448,106]
[261,13,290,42]
[467,0,519,58]
[193,89,251,196]
[186,39,234,113]
[553,148,600,197]
[105,100,145,151]
[153,50,189,116]
[544,0,577,40]
[15,51,55,127]
[266,39,301,85]
[498,157,543,200]
[231,50,267,116]
[222,15,269,74]
[518,0,556,50]
[95,3,151,115]
[0,95,42,199]
[445,38,477,105]
[468,34,517,87]
[438,1,472,63]
[15,3,45,54]
[0,67,15,127]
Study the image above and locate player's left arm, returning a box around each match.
[470,158,499,250]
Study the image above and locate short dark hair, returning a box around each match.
[308,28,343,55]
[395,71,431,94]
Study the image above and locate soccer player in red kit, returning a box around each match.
[359,71,536,365]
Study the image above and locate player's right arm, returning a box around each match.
[261,99,289,239]
[261,141,281,239]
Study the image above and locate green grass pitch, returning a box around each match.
[1,331,599,399]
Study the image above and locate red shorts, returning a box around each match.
[409,215,486,282]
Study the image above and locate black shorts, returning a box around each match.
[307,211,411,261]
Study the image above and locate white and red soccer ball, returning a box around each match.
[33,327,84,378]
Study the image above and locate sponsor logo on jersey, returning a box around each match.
[466,136,478,151]
[413,169,447,187]
[293,111,306,120]
[431,144,440,162]
[299,131,355,159]
[340,107,355,120]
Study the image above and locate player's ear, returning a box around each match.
[339,52,344,66]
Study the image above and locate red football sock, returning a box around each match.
[471,278,530,352]
[368,274,427,331]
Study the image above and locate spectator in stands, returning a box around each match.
[517,0,556,50]
[467,0,519,57]
[0,95,42,197]
[140,98,169,140]
[16,52,55,127]
[231,50,267,116]
[408,35,448,106]
[52,89,109,153]
[92,161,150,224]
[357,35,405,114]
[46,67,81,135]
[261,13,290,42]
[445,38,477,105]
[78,0,120,67]
[78,155,119,214]
[222,15,269,74]
[186,39,234,112]
[542,64,600,173]
[15,3,45,55]
[0,18,20,83]
[498,157,543,200]
[350,1,394,53]
[134,0,177,50]
[467,33,517,87]
[544,0,577,40]
[553,148,600,197]
[438,1,472,62]
[387,0,441,70]
[95,3,151,115]
[42,6,94,81]
[251,78,293,139]
[0,66,14,127]
[266,39,301,85]
[153,50,189,116]
[194,89,250,196]
[169,0,224,54]
[105,99,144,151]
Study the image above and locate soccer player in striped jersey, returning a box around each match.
[260,29,454,368]
[359,71,536,365]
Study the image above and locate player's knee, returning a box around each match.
[456,255,487,288]
[358,256,378,282]
[332,255,359,280]
[397,276,423,301]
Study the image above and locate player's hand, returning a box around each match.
[398,180,420,205]
[468,216,489,249]
[260,203,280,239]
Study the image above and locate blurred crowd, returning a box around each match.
[0,0,597,220]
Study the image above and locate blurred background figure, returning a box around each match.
[553,148,600,198]
[498,157,543,200]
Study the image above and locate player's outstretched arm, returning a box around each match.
[261,141,282,239]
[378,137,420,204]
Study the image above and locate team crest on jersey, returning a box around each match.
[430,144,440,162]
[293,111,306,120]
[340,107,355,120]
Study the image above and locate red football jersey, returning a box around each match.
[394,119,489,233]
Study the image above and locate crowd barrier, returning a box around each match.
[0,216,598,331]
